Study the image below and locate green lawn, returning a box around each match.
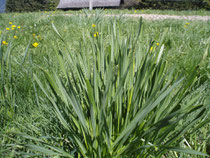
[0,10,209,157]
[4,9,210,17]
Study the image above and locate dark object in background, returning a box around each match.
[0,0,6,13]
[121,0,210,10]
[6,0,59,12]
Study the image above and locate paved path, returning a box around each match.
[60,13,210,21]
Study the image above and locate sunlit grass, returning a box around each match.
[0,10,209,157]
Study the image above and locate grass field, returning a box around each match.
[0,10,210,157]
[4,9,210,17]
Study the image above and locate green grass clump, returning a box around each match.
[0,11,209,157]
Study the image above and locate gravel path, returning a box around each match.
[60,13,210,21]
[108,14,210,21]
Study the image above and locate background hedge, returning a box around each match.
[6,0,59,12]
[122,0,210,10]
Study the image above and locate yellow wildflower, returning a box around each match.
[32,33,36,37]
[13,35,18,39]
[96,32,99,36]
[134,10,137,13]
[2,41,8,45]
[12,25,16,28]
[92,24,96,28]
[9,22,13,24]
[6,28,10,31]
[17,26,21,29]
[150,47,153,51]
[94,33,97,37]
[12,28,15,30]
[32,42,38,48]
[156,43,159,46]
[185,22,190,25]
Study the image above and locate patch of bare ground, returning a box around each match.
[60,13,210,21]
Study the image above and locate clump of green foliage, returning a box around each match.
[22,18,209,157]
[0,11,209,157]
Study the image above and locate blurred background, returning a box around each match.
[0,0,209,13]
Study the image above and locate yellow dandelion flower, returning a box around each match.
[150,47,153,51]
[185,22,190,25]
[32,42,38,48]
[12,25,16,28]
[94,33,97,37]
[92,24,96,28]
[12,28,15,30]
[96,32,99,35]
[2,41,8,45]
[156,43,159,46]
[13,35,18,39]
[6,28,10,31]
[17,26,21,29]
[9,22,13,24]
